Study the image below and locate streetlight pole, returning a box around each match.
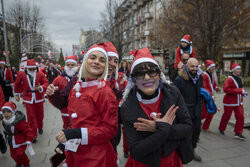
[1,0,9,65]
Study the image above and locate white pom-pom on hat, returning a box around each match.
[74,82,81,98]
[71,113,77,118]
[75,92,81,98]
[74,82,81,92]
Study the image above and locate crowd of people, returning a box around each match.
[0,35,248,167]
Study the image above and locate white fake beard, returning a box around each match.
[65,66,78,77]
[27,70,37,78]
[3,115,16,125]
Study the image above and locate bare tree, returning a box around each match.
[5,0,46,67]
[100,0,119,41]
[100,0,123,57]
[152,0,249,66]
[7,0,45,33]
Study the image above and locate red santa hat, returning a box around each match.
[103,42,119,59]
[103,42,120,88]
[120,47,170,106]
[180,34,192,44]
[205,60,216,70]
[0,60,6,65]
[65,55,78,64]
[26,59,37,69]
[1,102,16,114]
[130,47,159,74]
[230,63,240,72]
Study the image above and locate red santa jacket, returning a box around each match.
[14,71,49,104]
[2,112,33,148]
[51,75,70,117]
[174,46,195,69]
[223,76,245,106]
[203,71,218,96]
[67,80,118,166]
[2,67,14,86]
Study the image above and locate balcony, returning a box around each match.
[126,0,131,8]
[141,16,145,23]
[137,0,143,7]
[144,12,153,19]
[144,30,150,36]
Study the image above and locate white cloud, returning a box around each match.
[4,0,106,55]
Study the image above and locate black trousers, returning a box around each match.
[192,117,201,148]
[0,133,7,152]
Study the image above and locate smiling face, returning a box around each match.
[133,63,160,96]
[84,51,106,78]
[187,58,199,77]
[2,109,13,120]
[108,56,118,76]
[233,67,241,77]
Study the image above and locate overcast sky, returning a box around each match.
[4,0,106,56]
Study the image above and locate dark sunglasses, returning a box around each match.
[133,68,160,79]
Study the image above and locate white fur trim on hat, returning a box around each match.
[65,59,77,64]
[130,58,159,74]
[207,64,215,70]
[231,65,240,72]
[26,65,37,69]
[1,106,15,113]
[107,51,119,59]
[181,39,190,44]
[0,61,6,65]
[79,47,108,81]
[83,47,108,62]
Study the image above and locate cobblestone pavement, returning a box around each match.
[0,88,250,167]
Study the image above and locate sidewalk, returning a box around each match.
[0,87,249,167]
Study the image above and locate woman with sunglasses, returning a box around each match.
[48,43,118,167]
[120,48,193,167]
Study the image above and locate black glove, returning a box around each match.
[55,143,65,153]
[63,128,81,140]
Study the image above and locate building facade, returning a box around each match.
[114,0,165,59]
[79,29,106,51]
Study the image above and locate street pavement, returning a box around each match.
[0,87,250,167]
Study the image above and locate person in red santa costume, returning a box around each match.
[103,42,129,158]
[201,60,221,130]
[1,101,34,167]
[49,55,79,129]
[174,34,196,69]
[0,85,7,154]
[14,59,49,143]
[0,60,14,102]
[218,63,247,140]
[48,43,118,167]
[120,47,193,167]
[102,42,123,154]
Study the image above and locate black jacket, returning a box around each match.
[174,69,203,119]
[121,83,193,167]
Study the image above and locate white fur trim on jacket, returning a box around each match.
[81,128,88,145]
